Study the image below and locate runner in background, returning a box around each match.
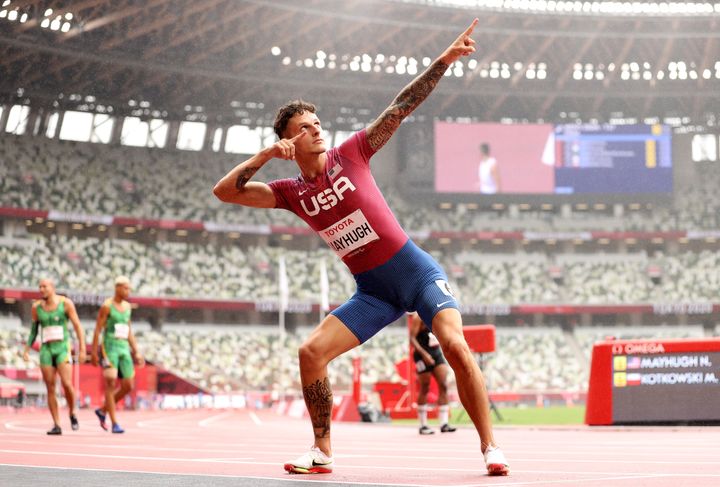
[22,278,86,435]
[91,276,144,434]
[409,312,457,435]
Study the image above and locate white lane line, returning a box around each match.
[3,463,720,487]
[4,421,44,433]
[198,411,234,427]
[451,474,675,487]
[136,411,209,427]
[248,411,262,425]
[0,463,451,487]
[2,449,720,478]
[4,437,717,466]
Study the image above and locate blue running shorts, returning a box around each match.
[331,239,459,343]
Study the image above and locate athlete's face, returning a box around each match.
[285,112,326,156]
[38,279,55,300]
[116,283,131,300]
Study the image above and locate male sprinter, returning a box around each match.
[22,278,86,435]
[409,312,457,435]
[91,276,144,434]
[214,19,509,476]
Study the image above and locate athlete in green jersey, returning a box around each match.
[22,278,86,435]
[91,276,144,434]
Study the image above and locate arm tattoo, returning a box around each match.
[367,59,449,151]
[303,377,333,439]
[234,166,259,190]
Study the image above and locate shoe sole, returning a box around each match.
[283,464,332,474]
[95,411,108,431]
[487,464,510,476]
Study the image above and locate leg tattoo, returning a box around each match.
[303,377,333,439]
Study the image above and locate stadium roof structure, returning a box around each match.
[0,0,719,127]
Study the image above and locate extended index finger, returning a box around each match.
[289,131,307,142]
[462,18,479,37]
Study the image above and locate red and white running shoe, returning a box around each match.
[484,446,510,476]
[284,446,334,474]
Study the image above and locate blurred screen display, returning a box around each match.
[434,122,672,194]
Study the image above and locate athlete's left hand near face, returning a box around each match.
[268,131,307,161]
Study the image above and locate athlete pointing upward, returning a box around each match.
[214,19,509,476]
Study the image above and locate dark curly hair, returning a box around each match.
[273,100,317,139]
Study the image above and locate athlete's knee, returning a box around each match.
[440,337,473,371]
[120,379,133,393]
[298,339,329,366]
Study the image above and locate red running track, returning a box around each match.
[1,408,719,486]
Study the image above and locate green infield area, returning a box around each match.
[394,406,586,426]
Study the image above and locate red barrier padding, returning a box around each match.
[463,324,496,354]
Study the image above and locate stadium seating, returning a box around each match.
[2,134,720,232]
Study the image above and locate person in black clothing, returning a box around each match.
[409,312,457,435]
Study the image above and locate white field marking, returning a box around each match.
[4,421,47,433]
[3,463,720,487]
[9,439,716,466]
[0,450,253,463]
[248,411,262,425]
[0,438,254,454]
[0,463,456,487]
[136,411,212,427]
[450,474,676,487]
[3,435,717,467]
[2,449,720,478]
[198,411,235,427]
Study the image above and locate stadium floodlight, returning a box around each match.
[391,0,720,16]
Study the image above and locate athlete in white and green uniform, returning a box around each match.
[91,276,144,434]
[23,278,86,435]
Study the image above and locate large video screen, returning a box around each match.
[434,121,673,195]
[612,351,720,423]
